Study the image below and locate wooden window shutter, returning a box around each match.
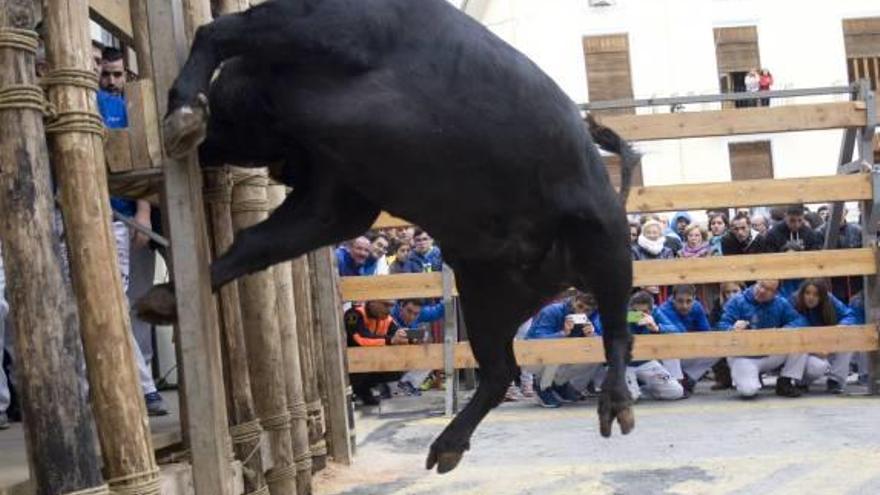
[583,34,634,115]
[843,18,880,90]
[714,26,760,74]
[728,141,773,181]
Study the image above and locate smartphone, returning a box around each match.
[405,328,425,343]
[568,313,589,325]
[626,310,644,324]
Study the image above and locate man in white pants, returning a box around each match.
[625,291,685,401]
[656,284,718,395]
[718,279,809,398]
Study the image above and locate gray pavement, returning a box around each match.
[314,384,880,495]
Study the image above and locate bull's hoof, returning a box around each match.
[133,283,178,325]
[425,444,465,474]
[598,389,635,438]
[163,93,209,159]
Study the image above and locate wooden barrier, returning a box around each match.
[348,325,879,372]
[595,101,867,141]
[339,248,876,301]
[370,174,873,230]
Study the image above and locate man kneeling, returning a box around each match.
[718,279,809,398]
[626,291,686,401]
[344,300,410,405]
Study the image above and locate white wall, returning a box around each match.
[469,0,880,186]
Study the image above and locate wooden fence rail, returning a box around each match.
[347,325,879,372]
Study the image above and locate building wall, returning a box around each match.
[468,0,880,186]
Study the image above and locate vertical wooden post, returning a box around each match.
[205,167,267,494]
[0,3,104,494]
[307,253,330,462]
[41,0,159,492]
[230,167,299,495]
[167,2,235,494]
[128,0,154,80]
[291,256,328,472]
[309,247,354,465]
[268,183,313,494]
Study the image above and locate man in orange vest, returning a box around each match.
[345,300,410,405]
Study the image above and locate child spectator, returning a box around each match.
[525,291,603,408]
[388,240,420,274]
[625,291,685,400]
[718,279,810,398]
[792,279,857,394]
[631,219,675,260]
[679,224,711,258]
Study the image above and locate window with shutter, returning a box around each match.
[582,34,634,116]
[728,141,773,181]
[843,18,880,91]
[714,26,760,109]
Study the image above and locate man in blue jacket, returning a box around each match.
[656,284,715,394]
[525,291,602,408]
[410,229,443,272]
[719,279,810,398]
[391,299,445,395]
[335,236,376,276]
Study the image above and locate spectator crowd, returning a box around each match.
[339,203,872,409]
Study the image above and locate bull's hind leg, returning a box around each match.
[426,262,540,474]
[211,168,378,289]
[561,212,635,437]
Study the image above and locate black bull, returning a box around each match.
[160,0,639,474]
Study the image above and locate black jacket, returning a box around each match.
[762,223,822,252]
[720,231,764,255]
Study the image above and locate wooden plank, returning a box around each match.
[595,102,867,142]
[162,1,234,493]
[125,79,162,169]
[371,175,873,229]
[89,0,133,38]
[339,249,875,301]
[633,248,876,286]
[104,129,133,172]
[310,248,354,465]
[626,174,872,213]
[347,325,879,372]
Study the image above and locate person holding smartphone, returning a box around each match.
[525,291,603,408]
[625,291,686,401]
[390,299,445,396]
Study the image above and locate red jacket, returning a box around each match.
[759,73,773,90]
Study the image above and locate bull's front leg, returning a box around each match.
[164,1,301,158]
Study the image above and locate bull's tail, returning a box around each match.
[586,113,640,205]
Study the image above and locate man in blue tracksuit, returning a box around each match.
[335,236,377,276]
[719,279,810,398]
[656,284,716,393]
[410,229,443,272]
[390,299,445,395]
[626,291,685,401]
[525,291,603,408]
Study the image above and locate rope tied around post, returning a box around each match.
[264,463,298,485]
[0,85,45,113]
[230,198,269,213]
[106,467,161,495]
[41,67,105,138]
[244,485,270,495]
[0,27,39,53]
[294,451,313,472]
[230,418,263,445]
[260,411,292,432]
[62,484,112,495]
[288,401,308,420]
[41,67,100,92]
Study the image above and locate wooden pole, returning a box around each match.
[307,253,330,463]
[128,0,153,80]
[308,248,354,465]
[268,183,313,494]
[41,1,160,492]
[291,255,328,472]
[0,3,105,494]
[166,2,235,494]
[204,167,267,494]
[230,167,298,495]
